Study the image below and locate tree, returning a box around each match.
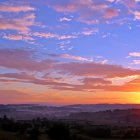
[29,127,40,140]
[48,122,71,140]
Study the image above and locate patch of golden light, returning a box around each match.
[128,92,140,104]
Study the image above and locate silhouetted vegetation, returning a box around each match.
[47,122,71,140]
[0,114,140,140]
[28,127,40,140]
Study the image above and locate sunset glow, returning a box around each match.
[0,0,140,105]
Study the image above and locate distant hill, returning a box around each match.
[67,109,140,126]
[63,104,140,112]
[1,104,140,120]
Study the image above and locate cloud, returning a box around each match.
[33,32,55,39]
[81,28,98,36]
[132,60,140,64]
[47,0,140,25]
[0,72,35,81]
[60,54,93,61]
[106,0,116,3]
[109,75,138,85]
[129,52,140,57]
[0,48,140,93]
[134,11,140,20]
[50,0,108,13]
[128,76,140,84]
[59,17,72,22]
[105,81,140,92]
[83,77,112,85]
[57,35,77,40]
[101,33,111,38]
[33,32,77,40]
[0,49,140,92]
[0,48,55,71]
[99,59,109,64]
[104,8,119,19]
[53,76,140,93]
[130,11,140,20]
[55,62,140,78]
[3,34,34,41]
[118,0,138,8]
[0,5,35,12]
[0,13,36,32]
[128,52,140,65]
[57,40,72,50]
[48,53,93,61]
[0,72,75,89]
[79,19,99,25]
[47,0,120,25]
[53,75,140,93]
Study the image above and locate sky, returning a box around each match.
[0,0,140,105]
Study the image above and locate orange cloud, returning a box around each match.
[54,77,140,93]
[0,48,140,93]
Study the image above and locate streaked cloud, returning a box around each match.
[56,62,140,78]
[132,60,140,65]
[81,28,98,36]
[53,76,140,93]
[3,34,34,41]
[47,0,112,24]
[0,48,140,93]
[83,77,112,85]
[0,48,55,71]
[109,75,139,85]
[60,54,93,61]
[0,5,35,12]
[129,52,140,57]
[33,32,77,40]
[0,13,36,32]
[59,17,72,22]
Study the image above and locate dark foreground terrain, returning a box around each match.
[0,109,140,140]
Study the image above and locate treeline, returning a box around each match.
[0,115,72,140]
[0,115,140,140]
